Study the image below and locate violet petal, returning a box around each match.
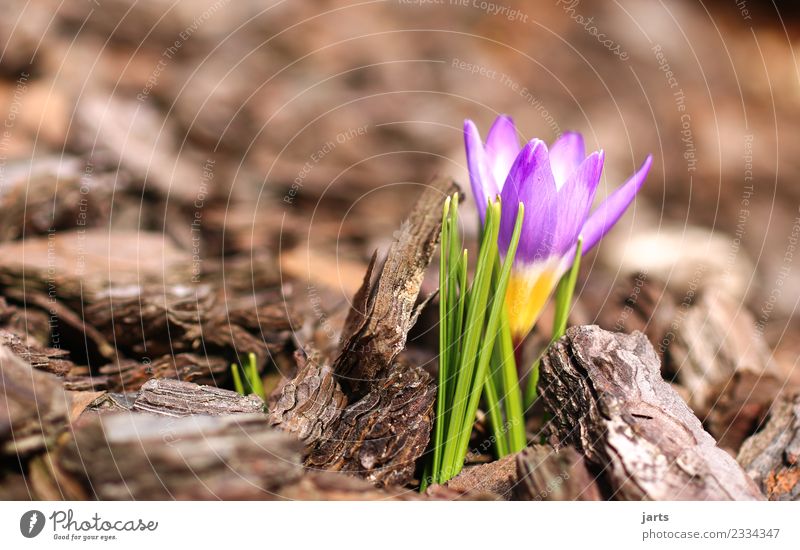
[499,139,559,265]
[549,131,586,190]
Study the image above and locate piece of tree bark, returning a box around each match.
[307,359,435,487]
[589,272,676,362]
[0,296,50,347]
[277,471,422,501]
[98,353,230,393]
[55,403,427,501]
[737,393,800,500]
[0,471,32,500]
[514,445,602,501]
[85,284,296,379]
[270,178,452,487]
[540,325,764,500]
[66,391,106,422]
[333,175,456,394]
[269,349,347,446]
[132,378,265,417]
[3,287,117,363]
[73,392,138,429]
[0,346,69,456]
[0,329,74,376]
[0,230,191,301]
[0,156,118,242]
[443,453,517,499]
[271,349,435,487]
[669,291,784,451]
[56,412,304,500]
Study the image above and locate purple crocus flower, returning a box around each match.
[465,115,652,340]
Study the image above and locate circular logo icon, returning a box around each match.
[20,510,45,538]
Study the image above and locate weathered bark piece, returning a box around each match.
[333,176,456,393]
[269,349,347,446]
[444,453,517,499]
[540,325,764,500]
[307,361,435,487]
[277,471,422,501]
[0,346,69,455]
[270,349,435,488]
[132,379,264,417]
[42,406,425,501]
[514,445,602,501]
[269,180,451,487]
[85,284,296,371]
[0,296,51,347]
[0,156,118,242]
[99,353,230,392]
[737,394,800,500]
[68,93,214,206]
[423,484,501,501]
[3,287,117,363]
[87,392,138,412]
[84,285,216,358]
[73,392,138,427]
[56,413,303,500]
[67,391,106,422]
[591,273,676,361]
[0,471,32,500]
[0,230,194,364]
[669,291,783,450]
[0,230,192,300]
[0,329,74,376]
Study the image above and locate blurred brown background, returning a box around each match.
[1,0,799,363]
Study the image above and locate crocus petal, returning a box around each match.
[552,150,604,256]
[499,139,558,265]
[464,119,499,222]
[549,132,585,190]
[560,154,653,271]
[484,115,520,192]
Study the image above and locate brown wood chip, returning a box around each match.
[132,378,265,417]
[307,360,435,487]
[56,412,303,500]
[669,291,784,451]
[540,325,764,500]
[444,453,518,499]
[270,177,454,487]
[737,393,800,501]
[0,346,69,456]
[514,445,602,501]
[333,176,456,394]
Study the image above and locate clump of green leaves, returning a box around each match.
[425,193,585,490]
[231,352,266,401]
[426,193,524,487]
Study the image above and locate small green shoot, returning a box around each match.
[230,352,266,401]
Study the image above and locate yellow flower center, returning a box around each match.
[504,268,558,340]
